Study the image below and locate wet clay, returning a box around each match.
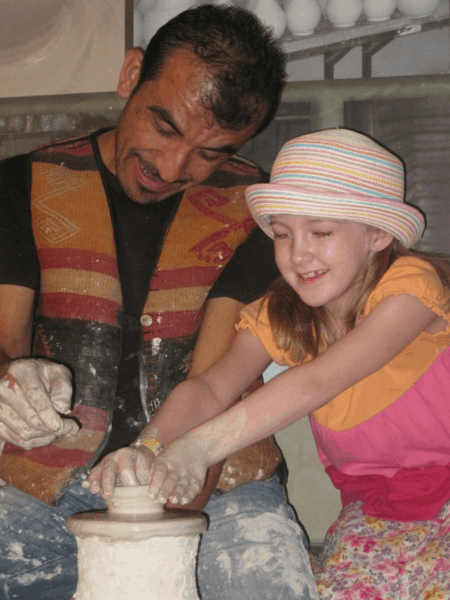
[66,486,207,600]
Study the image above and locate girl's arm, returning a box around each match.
[145,305,273,445]
[148,293,440,504]
[86,301,272,499]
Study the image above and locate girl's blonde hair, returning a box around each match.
[264,242,450,364]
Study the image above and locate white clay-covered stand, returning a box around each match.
[66,486,207,600]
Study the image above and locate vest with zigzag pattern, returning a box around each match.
[0,133,282,505]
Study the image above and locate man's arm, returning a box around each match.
[0,285,35,372]
[0,284,77,450]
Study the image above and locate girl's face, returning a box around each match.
[271,214,384,322]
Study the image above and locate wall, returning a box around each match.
[0,0,130,98]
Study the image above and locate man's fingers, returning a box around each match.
[57,418,79,438]
[40,362,73,414]
[19,433,58,450]
[7,361,64,432]
[0,375,50,433]
[0,420,57,450]
[0,401,51,440]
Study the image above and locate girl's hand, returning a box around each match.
[148,437,209,505]
[85,445,156,498]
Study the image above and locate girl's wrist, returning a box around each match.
[184,430,216,468]
[130,426,164,456]
[131,436,164,456]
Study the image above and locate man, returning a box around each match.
[0,5,318,600]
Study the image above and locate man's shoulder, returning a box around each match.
[0,153,29,188]
[32,129,113,172]
[203,154,269,189]
[223,155,268,179]
[31,132,98,170]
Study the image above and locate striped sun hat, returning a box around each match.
[245,128,425,248]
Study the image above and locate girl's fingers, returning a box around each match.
[167,474,191,505]
[85,447,154,497]
[174,479,202,506]
[147,462,174,502]
[148,459,204,506]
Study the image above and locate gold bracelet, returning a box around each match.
[132,437,163,456]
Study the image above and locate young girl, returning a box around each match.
[147,128,450,598]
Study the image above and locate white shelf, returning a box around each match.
[281,5,450,78]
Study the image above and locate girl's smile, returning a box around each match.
[298,269,328,284]
[271,215,389,321]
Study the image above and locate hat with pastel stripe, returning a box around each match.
[245,128,425,248]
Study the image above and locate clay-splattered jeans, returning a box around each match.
[0,476,318,600]
[198,477,319,600]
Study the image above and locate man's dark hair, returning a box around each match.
[136,4,287,137]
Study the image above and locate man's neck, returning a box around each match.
[97,128,116,175]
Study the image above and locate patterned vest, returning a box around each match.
[0,134,282,505]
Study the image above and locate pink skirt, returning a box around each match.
[312,499,450,599]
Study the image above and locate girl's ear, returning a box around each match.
[117,48,145,99]
[370,228,394,252]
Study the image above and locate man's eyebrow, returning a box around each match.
[150,106,238,155]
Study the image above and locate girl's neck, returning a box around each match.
[321,315,346,346]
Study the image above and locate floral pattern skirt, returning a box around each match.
[312,500,450,599]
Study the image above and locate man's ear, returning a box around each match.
[117,48,145,99]
[370,228,394,252]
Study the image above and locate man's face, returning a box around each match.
[108,48,265,204]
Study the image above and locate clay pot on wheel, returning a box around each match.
[67,486,207,600]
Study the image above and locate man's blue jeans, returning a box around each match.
[0,477,318,599]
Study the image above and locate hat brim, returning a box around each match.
[246,184,425,248]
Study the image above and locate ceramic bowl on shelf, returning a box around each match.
[326,0,363,27]
[317,0,328,15]
[251,0,287,38]
[286,0,322,36]
[396,0,442,18]
[363,0,396,21]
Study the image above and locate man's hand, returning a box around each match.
[85,446,156,499]
[0,358,78,450]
